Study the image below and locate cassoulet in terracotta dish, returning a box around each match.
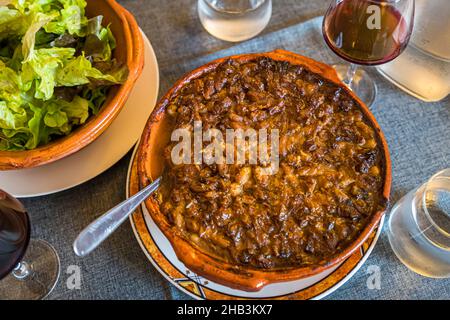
[138,50,391,291]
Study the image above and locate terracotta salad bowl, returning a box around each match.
[0,0,144,170]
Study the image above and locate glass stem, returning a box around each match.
[345,63,358,90]
[12,261,33,280]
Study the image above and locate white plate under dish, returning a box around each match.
[126,145,385,300]
[0,31,159,198]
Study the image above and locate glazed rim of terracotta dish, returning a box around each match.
[137,50,392,292]
[0,0,144,170]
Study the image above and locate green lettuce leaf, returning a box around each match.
[81,86,107,114]
[61,95,88,122]
[44,0,87,36]
[56,54,124,86]
[22,11,59,60]
[0,60,21,101]
[0,100,27,129]
[25,102,43,149]
[0,5,26,40]
[0,94,90,150]
[0,60,27,129]
[22,47,75,100]
[44,95,88,127]
[9,0,56,14]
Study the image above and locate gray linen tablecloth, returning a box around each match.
[14,0,450,300]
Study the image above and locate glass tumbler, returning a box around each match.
[198,0,272,42]
[387,169,450,278]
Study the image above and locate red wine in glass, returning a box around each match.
[322,0,415,106]
[0,190,60,300]
[0,193,30,279]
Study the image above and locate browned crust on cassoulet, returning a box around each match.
[156,57,387,270]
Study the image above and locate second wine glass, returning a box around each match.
[322,0,415,107]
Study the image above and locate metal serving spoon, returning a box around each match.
[73,177,161,257]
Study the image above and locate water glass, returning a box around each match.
[387,169,450,278]
[198,0,272,42]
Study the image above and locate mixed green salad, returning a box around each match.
[0,0,127,151]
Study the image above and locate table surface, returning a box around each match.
[17,0,450,300]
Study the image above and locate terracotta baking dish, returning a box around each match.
[0,0,144,170]
[137,50,392,292]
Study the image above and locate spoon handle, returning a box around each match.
[73,177,161,257]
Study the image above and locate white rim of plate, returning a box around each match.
[127,144,385,300]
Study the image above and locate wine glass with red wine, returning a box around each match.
[323,0,415,106]
[0,190,60,299]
